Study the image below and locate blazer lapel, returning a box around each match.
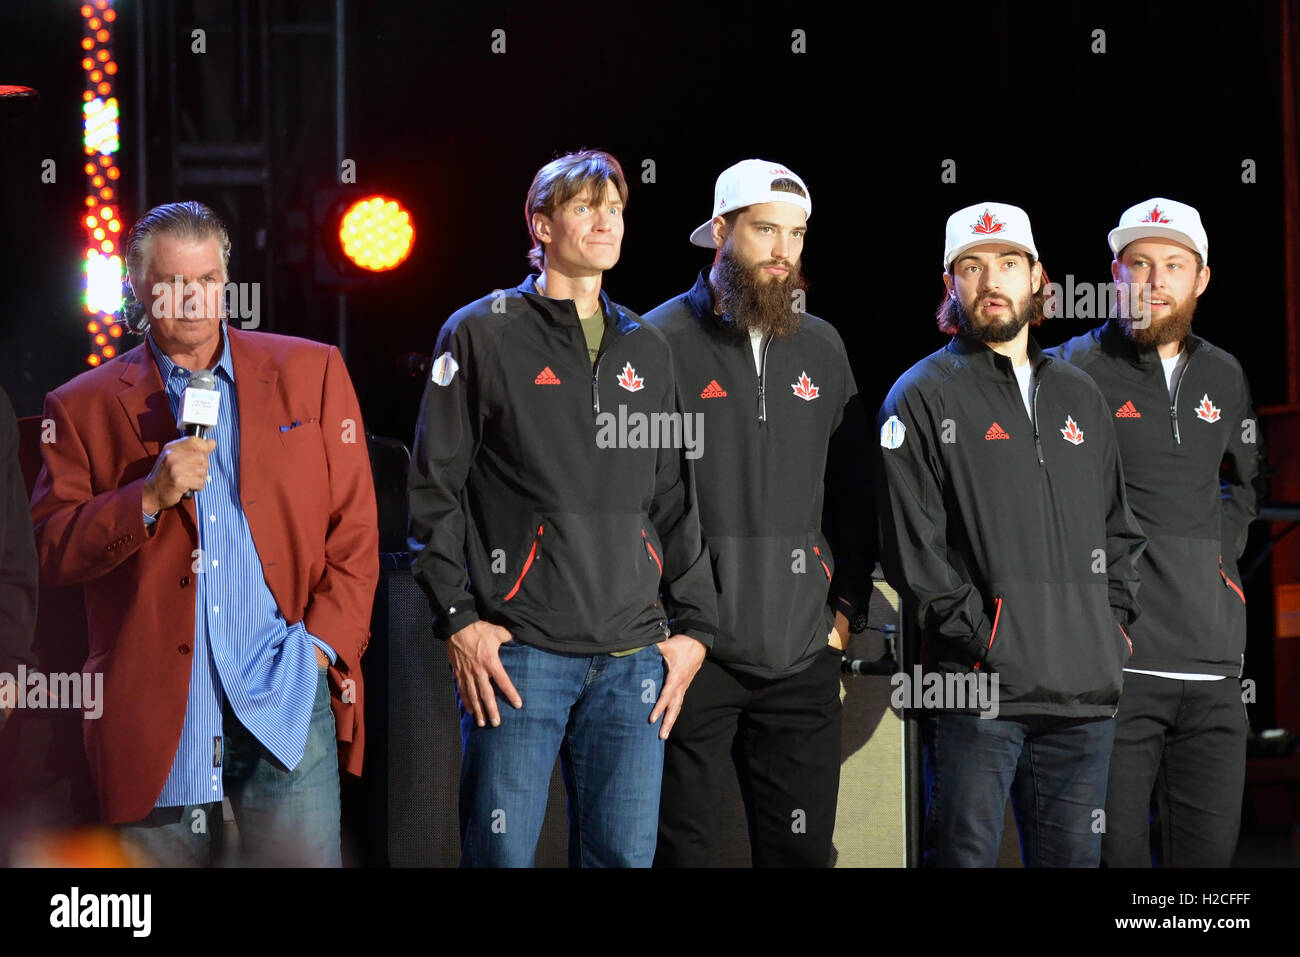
[115,344,174,457]
[227,326,278,483]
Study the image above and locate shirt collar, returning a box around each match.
[146,322,234,384]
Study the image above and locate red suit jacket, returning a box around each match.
[29,326,379,824]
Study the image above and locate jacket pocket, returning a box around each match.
[495,512,665,647]
[1219,556,1246,605]
[708,531,834,672]
[503,523,544,602]
[642,528,663,578]
[972,595,1003,671]
[963,581,1123,710]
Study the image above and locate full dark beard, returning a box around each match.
[954,291,1039,344]
[1120,295,1197,349]
[712,245,808,339]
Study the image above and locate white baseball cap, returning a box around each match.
[943,202,1039,271]
[690,159,812,248]
[1108,197,1208,265]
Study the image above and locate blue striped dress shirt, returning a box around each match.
[145,326,336,807]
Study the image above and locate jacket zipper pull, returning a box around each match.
[592,356,601,416]
[1031,378,1044,466]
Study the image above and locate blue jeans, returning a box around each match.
[118,666,341,867]
[458,640,666,867]
[921,712,1115,867]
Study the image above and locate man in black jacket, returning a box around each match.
[645,160,874,867]
[1049,198,1263,866]
[408,150,717,867]
[876,201,1146,867]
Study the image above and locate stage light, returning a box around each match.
[338,196,415,272]
[310,188,416,287]
[85,252,123,316]
[80,1,123,364]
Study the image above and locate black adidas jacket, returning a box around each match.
[643,270,875,679]
[875,334,1147,716]
[1048,319,1264,675]
[408,276,717,653]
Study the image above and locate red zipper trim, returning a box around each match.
[974,595,1003,671]
[812,545,832,582]
[1219,567,1245,604]
[642,529,663,576]
[504,524,544,601]
[1119,623,1132,654]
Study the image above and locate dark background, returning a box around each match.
[0,0,1290,723]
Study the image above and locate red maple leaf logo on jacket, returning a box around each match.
[1142,206,1172,223]
[791,371,820,401]
[617,362,645,393]
[1060,415,1085,445]
[1194,393,1221,422]
[971,209,1005,234]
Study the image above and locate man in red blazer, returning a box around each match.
[30,201,378,865]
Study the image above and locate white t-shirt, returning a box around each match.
[1012,361,1033,421]
[1161,349,1187,396]
[1129,347,1224,681]
[749,329,764,375]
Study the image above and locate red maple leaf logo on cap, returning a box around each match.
[617,362,645,393]
[792,371,820,401]
[971,209,1005,235]
[1142,206,1172,223]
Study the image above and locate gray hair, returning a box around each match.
[121,201,231,331]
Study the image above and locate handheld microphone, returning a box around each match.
[179,370,219,499]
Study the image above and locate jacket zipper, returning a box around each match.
[757,336,772,423]
[973,594,1003,671]
[641,529,663,576]
[503,524,544,601]
[1030,376,1044,467]
[1119,622,1133,654]
[590,322,640,418]
[1168,353,1189,447]
[1219,556,1246,604]
[812,544,831,581]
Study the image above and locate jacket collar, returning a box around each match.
[1098,315,1202,370]
[516,274,637,335]
[117,324,278,466]
[685,269,719,323]
[946,331,1052,380]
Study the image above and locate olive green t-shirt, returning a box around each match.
[580,308,604,366]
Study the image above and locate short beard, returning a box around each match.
[954,290,1041,344]
[711,244,808,340]
[1119,295,1196,349]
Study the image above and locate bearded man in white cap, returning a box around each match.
[1049,199,1264,867]
[644,160,875,867]
[875,202,1146,867]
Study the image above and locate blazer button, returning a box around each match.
[178,644,191,654]
[180,576,191,587]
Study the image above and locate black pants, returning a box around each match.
[1102,673,1247,867]
[655,647,843,867]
